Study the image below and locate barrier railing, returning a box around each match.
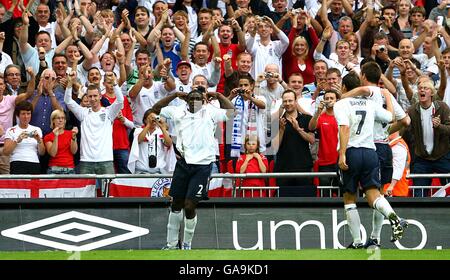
[0,172,448,198]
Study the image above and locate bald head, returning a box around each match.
[398,39,414,59]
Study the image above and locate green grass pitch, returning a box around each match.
[1,249,449,260]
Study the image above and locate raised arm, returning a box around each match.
[152,92,188,114]
[128,65,147,99]
[18,10,31,54]
[309,101,325,131]
[357,0,374,39]
[314,25,333,58]
[340,86,371,99]
[114,51,127,87]
[319,0,333,29]
[231,18,246,52]
[380,74,396,96]
[180,29,190,61]
[437,59,447,100]
[64,73,84,120]
[223,54,234,78]
[16,67,37,104]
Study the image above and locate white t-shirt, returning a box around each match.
[367,86,407,143]
[190,62,220,91]
[443,75,450,107]
[160,104,228,165]
[128,127,176,174]
[130,81,169,127]
[334,97,393,150]
[391,138,408,181]
[247,33,289,78]
[64,85,123,162]
[420,104,435,155]
[0,52,13,74]
[4,124,42,163]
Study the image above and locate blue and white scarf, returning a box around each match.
[231,95,245,158]
[231,95,259,157]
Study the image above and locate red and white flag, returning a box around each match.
[0,179,96,198]
[109,177,233,197]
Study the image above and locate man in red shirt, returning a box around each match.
[309,89,339,195]
[203,18,246,94]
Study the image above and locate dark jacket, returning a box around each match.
[407,100,450,161]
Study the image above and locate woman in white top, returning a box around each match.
[128,108,176,174]
[3,101,45,174]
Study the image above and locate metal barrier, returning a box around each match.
[0,172,448,198]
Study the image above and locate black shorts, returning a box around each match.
[169,158,213,201]
[340,148,380,194]
[375,143,393,184]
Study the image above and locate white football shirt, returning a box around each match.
[334,97,393,150]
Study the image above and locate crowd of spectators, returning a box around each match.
[0,0,448,197]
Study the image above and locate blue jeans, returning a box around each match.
[113,149,131,174]
[412,152,450,197]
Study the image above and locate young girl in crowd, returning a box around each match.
[235,135,269,197]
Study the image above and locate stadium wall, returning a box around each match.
[0,198,449,251]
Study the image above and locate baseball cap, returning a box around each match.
[176,60,191,70]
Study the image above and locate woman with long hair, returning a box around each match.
[394,0,413,39]
[283,12,319,83]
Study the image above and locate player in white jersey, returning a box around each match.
[335,73,408,249]
[341,62,410,248]
[153,88,234,250]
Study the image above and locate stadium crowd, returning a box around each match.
[0,0,448,197]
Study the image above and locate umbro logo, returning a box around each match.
[1,211,149,251]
